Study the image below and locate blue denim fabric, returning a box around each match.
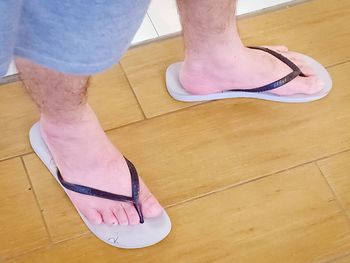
[0,0,150,76]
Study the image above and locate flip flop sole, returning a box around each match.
[166,54,332,103]
[29,122,171,249]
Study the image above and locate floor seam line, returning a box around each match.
[20,156,54,244]
[166,160,317,208]
[322,251,350,263]
[147,13,160,37]
[119,63,147,120]
[326,60,350,69]
[315,161,350,223]
[1,149,350,211]
[165,149,350,209]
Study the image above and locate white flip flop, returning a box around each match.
[166,47,332,103]
[29,122,171,249]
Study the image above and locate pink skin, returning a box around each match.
[17,0,323,226]
[16,58,162,225]
[177,0,324,95]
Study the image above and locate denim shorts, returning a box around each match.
[0,0,150,76]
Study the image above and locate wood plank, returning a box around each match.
[0,82,39,161]
[120,0,350,118]
[0,64,144,161]
[0,158,49,261]
[238,0,350,67]
[121,37,195,118]
[22,154,88,243]
[105,62,350,206]
[88,64,144,130]
[9,164,350,263]
[329,255,350,263]
[318,151,350,219]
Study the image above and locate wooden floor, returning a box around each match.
[1,0,350,262]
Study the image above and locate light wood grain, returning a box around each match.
[330,255,350,263]
[238,0,350,67]
[121,37,197,118]
[0,82,39,161]
[318,151,350,219]
[9,164,350,263]
[3,1,350,261]
[121,0,350,118]
[23,154,88,243]
[88,64,144,130]
[0,158,49,261]
[101,62,350,206]
[0,64,143,161]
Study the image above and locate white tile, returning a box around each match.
[131,14,159,45]
[3,61,17,77]
[237,0,295,14]
[148,0,296,36]
[148,0,181,37]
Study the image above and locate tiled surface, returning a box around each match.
[1,1,350,262]
[0,81,39,161]
[120,37,196,118]
[105,62,350,206]
[10,164,350,263]
[318,151,350,219]
[4,61,17,77]
[87,64,144,131]
[23,154,88,243]
[131,14,158,45]
[0,158,49,261]
[237,0,350,67]
[330,255,350,263]
[121,0,350,118]
[21,61,350,246]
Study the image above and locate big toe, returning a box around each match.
[140,192,163,218]
[274,75,324,96]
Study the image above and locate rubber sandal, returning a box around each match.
[29,122,171,249]
[166,46,332,103]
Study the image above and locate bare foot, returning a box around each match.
[179,45,324,96]
[40,104,162,225]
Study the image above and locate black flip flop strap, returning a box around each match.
[227,46,306,93]
[57,157,144,224]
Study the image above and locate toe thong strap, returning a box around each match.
[227,46,307,93]
[57,157,144,224]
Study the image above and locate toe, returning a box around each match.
[271,50,316,77]
[138,180,163,218]
[298,63,315,76]
[101,209,118,225]
[84,209,103,225]
[140,192,163,218]
[122,203,140,225]
[112,205,129,226]
[292,76,323,95]
[301,77,324,95]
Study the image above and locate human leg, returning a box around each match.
[12,0,162,226]
[16,57,162,225]
[176,0,324,96]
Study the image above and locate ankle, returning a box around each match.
[40,103,95,125]
[40,104,100,137]
[180,46,248,94]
